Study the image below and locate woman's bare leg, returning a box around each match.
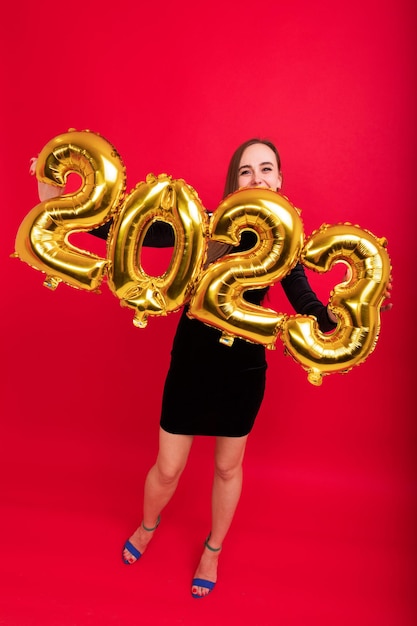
[191,435,248,596]
[123,427,193,563]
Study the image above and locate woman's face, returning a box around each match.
[237,143,282,191]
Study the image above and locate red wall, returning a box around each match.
[1,1,415,624]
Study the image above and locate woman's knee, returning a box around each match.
[214,436,247,481]
[155,429,193,485]
[155,457,186,485]
[214,458,243,482]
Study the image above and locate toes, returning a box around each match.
[122,538,142,563]
[192,586,204,597]
[191,580,213,598]
[122,550,133,563]
[127,550,138,564]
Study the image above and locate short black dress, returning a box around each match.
[160,295,268,437]
[92,221,335,437]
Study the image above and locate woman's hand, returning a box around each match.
[326,306,338,324]
[381,276,393,312]
[30,156,64,202]
[343,266,393,313]
[326,270,392,324]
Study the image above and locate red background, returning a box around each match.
[1,1,416,625]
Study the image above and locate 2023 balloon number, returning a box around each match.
[14,130,391,384]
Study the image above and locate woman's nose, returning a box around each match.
[250,171,262,186]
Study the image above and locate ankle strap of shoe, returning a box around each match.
[205,534,221,552]
[142,515,161,532]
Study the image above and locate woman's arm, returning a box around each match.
[90,220,175,247]
[281,263,337,333]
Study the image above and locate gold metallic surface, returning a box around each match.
[188,187,304,348]
[14,129,126,291]
[107,174,208,327]
[281,223,392,384]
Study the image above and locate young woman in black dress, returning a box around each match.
[118,139,338,598]
[29,135,392,598]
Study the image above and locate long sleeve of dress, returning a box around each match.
[90,220,175,247]
[281,263,336,332]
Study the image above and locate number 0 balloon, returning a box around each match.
[107,173,209,328]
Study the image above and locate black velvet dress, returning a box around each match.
[92,221,335,437]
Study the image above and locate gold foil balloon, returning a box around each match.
[14,131,392,385]
[188,187,304,348]
[14,129,126,291]
[107,174,209,328]
[280,223,392,385]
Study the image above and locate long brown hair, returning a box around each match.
[222,138,282,198]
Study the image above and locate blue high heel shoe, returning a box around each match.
[191,534,222,598]
[122,515,160,564]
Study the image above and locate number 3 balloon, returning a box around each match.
[280,223,392,385]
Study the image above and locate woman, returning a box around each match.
[116,139,339,599]
[31,138,390,598]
